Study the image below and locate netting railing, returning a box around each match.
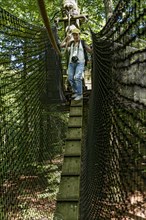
[0,7,66,219]
[81,0,146,219]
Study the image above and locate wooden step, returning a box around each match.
[54,201,79,220]
[57,176,80,200]
[70,106,83,116]
[71,100,83,107]
[68,116,82,127]
[64,140,81,156]
[62,156,81,175]
[66,127,82,140]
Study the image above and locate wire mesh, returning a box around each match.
[80,0,146,219]
[0,7,66,220]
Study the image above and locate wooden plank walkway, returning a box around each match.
[54,99,83,220]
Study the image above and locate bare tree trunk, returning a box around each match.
[103,0,113,21]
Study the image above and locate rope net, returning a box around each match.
[81,0,146,219]
[0,7,66,219]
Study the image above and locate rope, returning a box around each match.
[68,13,71,31]
[37,0,61,56]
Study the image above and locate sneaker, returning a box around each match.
[74,95,83,101]
[71,93,77,98]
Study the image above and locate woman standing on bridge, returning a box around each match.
[61,28,92,101]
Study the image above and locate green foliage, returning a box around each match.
[0,0,122,43]
[0,0,40,24]
[0,0,106,31]
[80,0,106,30]
[0,0,122,31]
[0,0,62,25]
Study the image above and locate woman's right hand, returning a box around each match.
[66,34,72,42]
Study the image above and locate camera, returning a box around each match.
[71,56,79,63]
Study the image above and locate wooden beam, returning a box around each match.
[55,14,88,23]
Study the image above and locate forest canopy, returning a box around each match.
[0,0,116,34]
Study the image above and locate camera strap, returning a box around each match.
[72,41,80,56]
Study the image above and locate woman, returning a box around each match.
[61,28,92,100]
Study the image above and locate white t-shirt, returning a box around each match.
[69,41,85,63]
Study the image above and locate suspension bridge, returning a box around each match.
[0,0,146,219]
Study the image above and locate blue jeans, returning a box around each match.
[68,62,85,96]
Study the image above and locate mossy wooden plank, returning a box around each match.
[67,128,82,140]
[70,106,82,116]
[54,202,79,220]
[62,157,81,175]
[68,116,82,127]
[65,141,81,156]
[57,176,80,200]
[71,100,83,107]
